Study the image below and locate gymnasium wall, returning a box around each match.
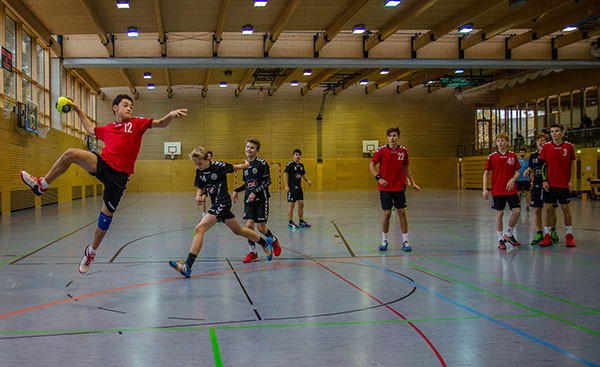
[99,85,482,193]
[0,111,102,214]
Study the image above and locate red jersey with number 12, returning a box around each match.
[485,151,520,196]
[94,117,153,175]
[539,141,575,188]
[372,145,409,191]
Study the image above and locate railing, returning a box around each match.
[457,127,600,157]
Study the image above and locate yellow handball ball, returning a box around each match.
[55,96,73,113]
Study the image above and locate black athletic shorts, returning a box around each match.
[287,187,304,202]
[90,153,129,213]
[491,194,520,211]
[208,203,236,223]
[542,186,571,205]
[530,185,544,208]
[244,199,269,223]
[516,181,531,192]
[379,190,407,211]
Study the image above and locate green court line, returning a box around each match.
[1,311,598,335]
[210,328,222,367]
[0,232,47,253]
[312,226,600,336]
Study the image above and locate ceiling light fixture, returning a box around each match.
[562,25,577,32]
[458,24,473,34]
[303,69,312,76]
[254,0,268,7]
[359,80,368,85]
[143,72,152,79]
[126,27,138,37]
[384,0,401,7]
[454,69,464,74]
[147,84,155,89]
[220,81,228,88]
[352,24,366,34]
[242,24,254,35]
[116,1,129,9]
[290,80,299,86]
[380,68,389,75]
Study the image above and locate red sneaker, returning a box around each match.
[243,252,259,263]
[497,239,507,250]
[539,234,553,247]
[565,234,576,247]
[271,236,281,257]
[21,170,47,196]
[503,234,521,247]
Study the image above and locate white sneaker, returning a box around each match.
[79,245,96,274]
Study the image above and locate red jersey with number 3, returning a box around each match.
[372,145,409,191]
[94,117,153,174]
[485,151,520,196]
[539,141,575,188]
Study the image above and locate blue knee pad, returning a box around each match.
[98,212,113,231]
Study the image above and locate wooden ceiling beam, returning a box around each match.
[508,0,599,50]
[3,0,61,55]
[269,68,296,95]
[79,0,113,56]
[235,68,257,96]
[461,0,567,50]
[554,26,600,49]
[164,68,172,98]
[365,0,439,52]
[152,0,167,56]
[396,70,449,94]
[265,0,302,53]
[365,69,419,94]
[314,0,370,53]
[301,69,340,95]
[333,68,379,94]
[119,69,138,99]
[213,0,232,55]
[414,0,504,51]
[202,69,212,97]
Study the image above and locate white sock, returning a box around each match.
[88,246,96,255]
[497,231,504,241]
[382,232,388,242]
[565,226,573,234]
[248,243,256,253]
[40,177,49,190]
[544,226,551,235]
[506,227,514,236]
[402,233,409,243]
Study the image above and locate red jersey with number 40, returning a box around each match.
[539,141,575,188]
[485,151,520,196]
[94,117,153,175]
[372,145,409,191]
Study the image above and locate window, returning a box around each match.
[22,31,32,77]
[36,44,45,85]
[4,15,17,111]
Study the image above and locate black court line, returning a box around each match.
[253,309,262,320]
[85,270,103,276]
[109,227,192,263]
[167,317,206,321]
[9,198,143,265]
[97,307,126,314]
[331,220,356,257]
[65,281,73,288]
[226,258,254,306]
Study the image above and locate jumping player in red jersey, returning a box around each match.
[369,127,420,252]
[539,124,576,247]
[482,133,522,250]
[21,94,187,273]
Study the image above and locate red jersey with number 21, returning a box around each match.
[539,141,575,188]
[372,145,409,191]
[485,151,520,196]
[94,117,153,175]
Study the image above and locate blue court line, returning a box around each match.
[309,236,599,367]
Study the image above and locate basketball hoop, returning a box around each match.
[368,148,374,157]
[257,87,266,101]
[39,125,50,139]
[168,146,176,160]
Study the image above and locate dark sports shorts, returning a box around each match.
[491,194,520,211]
[208,203,236,223]
[516,181,531,191]
[542,186,571,205]
[379,190,407,211]
[244,199,269,223]
[90,153,129,213]
[530,185,544,208]
[287,187,304,202]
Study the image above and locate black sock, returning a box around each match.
[537,231,543,234]
[299,219,305,223]
[289,220,294,224]
[257,237,267,247]
[551,227,556,231]
[266,229,273,237]
[186,253,197,269]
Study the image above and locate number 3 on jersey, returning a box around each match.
[124,122,132,133]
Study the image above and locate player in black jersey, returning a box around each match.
[284,149,312,229]
[201,151,213,217]
[169,147,274,278]
[524,133,557,245]
[233,139,282,263]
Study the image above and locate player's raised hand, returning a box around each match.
[171,109,187,118]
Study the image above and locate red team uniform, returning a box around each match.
[485,151,521,210]
[372,145,409,210]
[540,141,575,204]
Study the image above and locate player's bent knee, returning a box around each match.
[97,212,113,231]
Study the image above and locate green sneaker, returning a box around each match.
[551,230,559,244]
[531,233,543,245]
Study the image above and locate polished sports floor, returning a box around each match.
[1,190,599,366]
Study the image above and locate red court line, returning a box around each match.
[286,247,447,367]
[413,268,451,283]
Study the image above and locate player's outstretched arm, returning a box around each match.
[70,102,95,136]
[153,109,188,128]
[233,160,250,171]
